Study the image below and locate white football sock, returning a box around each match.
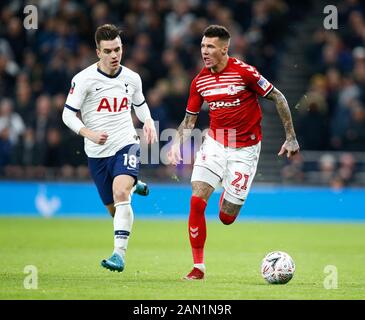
[113,201,134,259]
[194,264,206,273]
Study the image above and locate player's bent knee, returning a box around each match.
[113,189,131,202]
[219,210,237,225]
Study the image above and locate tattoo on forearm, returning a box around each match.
[267,89,296,139]
[176,113,197,144]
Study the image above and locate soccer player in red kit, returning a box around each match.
[168,25,300,280]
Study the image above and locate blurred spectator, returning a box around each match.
[146,87,169,133]
[27,94,57,164]
[325,67,342,119]
[329,174,345,190]
[43,51,72,95]
[337,152,356,185]
[0,98,25,145]
[14,74,35,121]
[281,153,305,184]
[5,16,26,65]
[0,127,11,174]
[44,127,64,168]
[296,91,329,150]
[165,1,194,46]
[317,153,337,185]
[91,2,114,28]
[344,101,365,150]
[30,94,55,143]
[0,51,17,98]
[330,76,360,149]
[5,127,42,179]
[10,127,40,167]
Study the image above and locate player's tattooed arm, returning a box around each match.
[175,113,198,145]
[266,87,300,157]
[266,88,296,140]
[168,113,198,165]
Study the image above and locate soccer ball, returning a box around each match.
[261,251,295,284]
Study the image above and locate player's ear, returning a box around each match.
[96,47,101,59]
[222,39,229,55]
[222,45,228,56]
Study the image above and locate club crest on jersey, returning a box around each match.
[227,84,238,95]
[257,76,270,91]
[69,81,75,94]
[97,97,129,112]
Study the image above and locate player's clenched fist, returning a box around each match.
[80,127,108,145]
[92,131,109,145]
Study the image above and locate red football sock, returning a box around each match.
[188,195,207,265]
[219,210,237,225]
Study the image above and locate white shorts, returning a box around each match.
[191,135,261,205]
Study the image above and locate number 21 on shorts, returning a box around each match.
[231,171,249,191]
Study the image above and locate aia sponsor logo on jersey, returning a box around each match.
[97,97,129,112]
[208,98,240,110]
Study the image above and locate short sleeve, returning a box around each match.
[238,61,274,97]
[186,77,204,115]
[65,75,87,111]
[132,74,146,107]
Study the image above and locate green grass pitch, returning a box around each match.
[0,217,364,299]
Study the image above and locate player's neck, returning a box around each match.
[210,56,229,74]
[97,62,120,77]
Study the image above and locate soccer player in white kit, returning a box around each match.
[62,24,157,272]
[168,25,300,280]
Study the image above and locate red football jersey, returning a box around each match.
[186,57,274,148]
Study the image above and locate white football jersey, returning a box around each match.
[65,62,146,157]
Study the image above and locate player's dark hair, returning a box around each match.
[203,25,230,41]
[95,24,122,48]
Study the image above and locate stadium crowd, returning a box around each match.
[0,0,364,187]
[282,0,365,187]
[298,0,365,152]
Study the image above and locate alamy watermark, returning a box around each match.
[134,124,239,165]
[23,265,38,289]
[323,265,338,289]
[23,5,38,30]
[323,5,338,30]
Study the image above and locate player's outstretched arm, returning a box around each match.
[143,118,157,144]
[133,102,157,144]
[265,87,300,158]
[168,113,198,166]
